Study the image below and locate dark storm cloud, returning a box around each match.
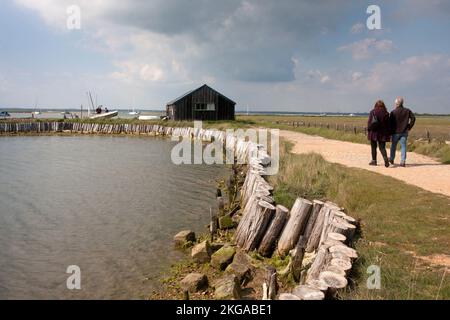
[100,0,354,82]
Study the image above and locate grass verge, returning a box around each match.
[269,141,450,299]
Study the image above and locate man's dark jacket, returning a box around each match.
[390,106,416,134]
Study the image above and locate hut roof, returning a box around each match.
[166,84,236,106]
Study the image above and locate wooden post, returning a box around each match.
[291,236,307,282]
[277,198,313,256]
[306,246,328,283]
[258,205,289,257]
[303,200,324,241]
[305,205,330,253]
[292,285,325,300]
[318,271,348,296]
[241,201,275,251]
[210,208,217,242]
[217,195,225,216]
[265,266,278,300]
[427,129,431,143]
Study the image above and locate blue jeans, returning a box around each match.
[390,133,408,164]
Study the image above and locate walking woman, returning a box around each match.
[367,100,391,167]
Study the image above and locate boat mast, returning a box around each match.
[87,91,95,117]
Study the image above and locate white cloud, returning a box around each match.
[337,54,450,95]
[351,72,363,81]
[139,64,164,82]
[320,75,331,84]
[338,38,394,60]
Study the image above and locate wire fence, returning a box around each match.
[273,120,450,143]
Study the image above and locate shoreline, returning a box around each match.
[1,120,359,300]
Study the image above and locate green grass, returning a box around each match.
[269,142,450,299]
[238,114,450,141]
[410,141,450,164]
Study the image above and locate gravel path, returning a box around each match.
[280,130,450,197]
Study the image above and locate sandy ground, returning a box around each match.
[280,130,450,198]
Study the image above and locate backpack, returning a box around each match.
[368,110,380,131]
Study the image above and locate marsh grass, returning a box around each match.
[270,141,450,299]
[410,141,450,164]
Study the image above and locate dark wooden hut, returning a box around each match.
[166,84,235,121]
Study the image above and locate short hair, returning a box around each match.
[395,97,404,107]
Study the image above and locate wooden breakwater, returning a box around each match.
[0,121,176,135]
[234,149,358,300]
[0,121,270,165]
[2,121,358,300]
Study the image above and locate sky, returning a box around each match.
[0,0,450,113]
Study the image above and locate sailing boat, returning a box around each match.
[86,91,118,119]
[32,98,41,115]
[129,97,140,115]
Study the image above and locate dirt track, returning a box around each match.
[280,130,450,198]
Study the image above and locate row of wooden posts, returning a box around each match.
[234,148,358,300]
[1,121,445,143]
[276,120,445,142]
[276,120,366,135]
[0,121,254,153]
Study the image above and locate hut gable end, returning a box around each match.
[166,84,235,121]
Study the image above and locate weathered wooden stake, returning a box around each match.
[277,198,313,256]
[258,205,289,257]
[210,208,217,242]
[291,236,307,282]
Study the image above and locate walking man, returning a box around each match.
[389,97,416,167]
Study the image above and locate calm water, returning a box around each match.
[0,136,227,299]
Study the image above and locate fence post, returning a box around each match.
[426,129,431,143]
